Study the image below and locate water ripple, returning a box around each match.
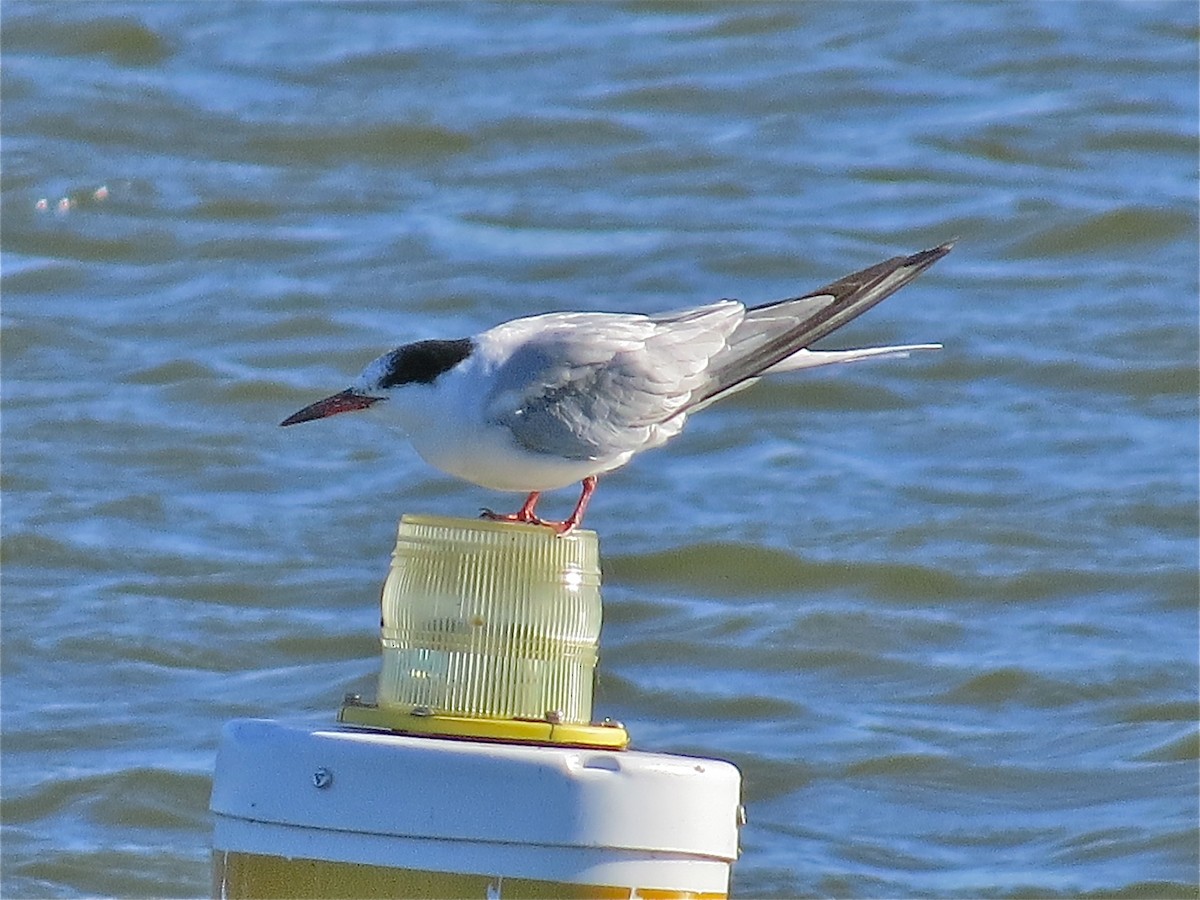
[3,3,1196,898]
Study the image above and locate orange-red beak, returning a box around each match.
[280,389,382,426]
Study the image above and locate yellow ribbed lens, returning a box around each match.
[377,515,602,723]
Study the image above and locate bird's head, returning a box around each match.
[280,337,474,427]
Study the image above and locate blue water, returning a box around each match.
[3,3,1197,897]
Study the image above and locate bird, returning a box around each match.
[281,242,952,534]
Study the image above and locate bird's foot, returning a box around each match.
[479,507,578,535]
[480,490,548,527]
[477,479,595,537]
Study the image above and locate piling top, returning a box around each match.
[214,718,741,865]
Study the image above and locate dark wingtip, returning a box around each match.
[909,239,956,267]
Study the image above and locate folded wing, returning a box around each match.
[485,243,952,460]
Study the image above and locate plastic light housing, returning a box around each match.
[377,515,602,724]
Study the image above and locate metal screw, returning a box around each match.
[312,767,333,789]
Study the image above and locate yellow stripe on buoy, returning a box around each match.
[215,850,728,899]
[338,699,630,749]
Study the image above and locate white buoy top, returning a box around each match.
[212,718,742,893]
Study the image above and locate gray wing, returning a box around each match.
[483,307,742,460]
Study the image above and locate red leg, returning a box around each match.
[553,476,598,535]
[514,492,541,522]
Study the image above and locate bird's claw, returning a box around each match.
[480,506,536,525]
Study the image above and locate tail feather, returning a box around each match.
[764,342,942,375]
[691,242,952,408]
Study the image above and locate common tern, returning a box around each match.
[282,242,952,533]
